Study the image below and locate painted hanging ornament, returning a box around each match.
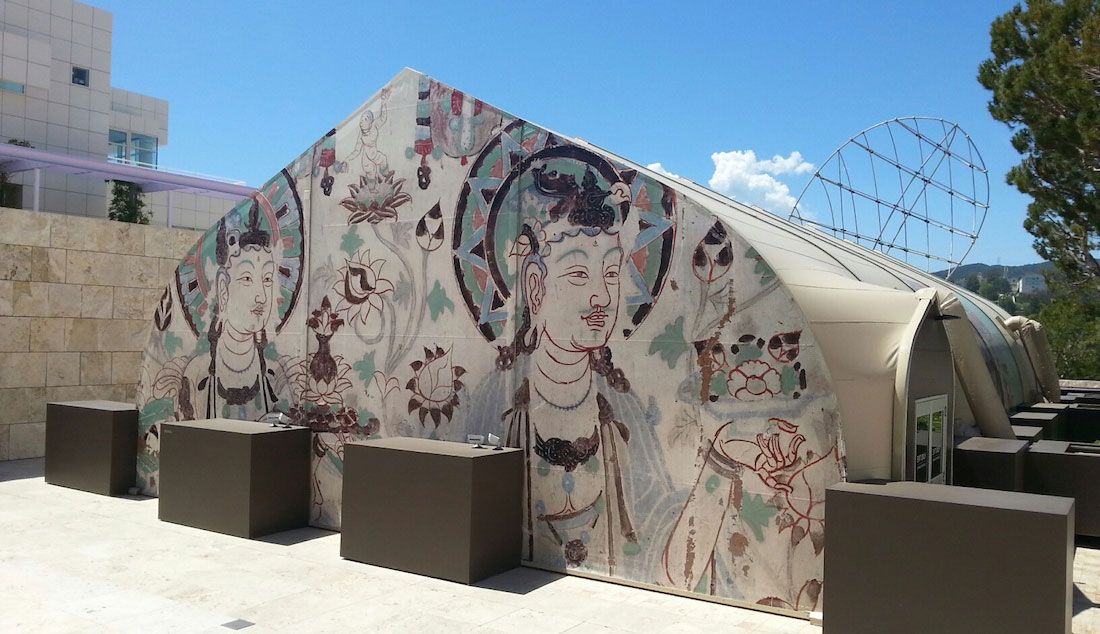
[315,128,339,196]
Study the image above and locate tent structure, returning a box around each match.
[136,69,1054,616]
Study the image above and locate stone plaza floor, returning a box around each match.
[1,457,1099,634]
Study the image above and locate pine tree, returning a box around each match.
[979,0,1100,286]
[108,180,150,224]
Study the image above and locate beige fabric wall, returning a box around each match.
[0,206,199,460]
[778,270,921,481]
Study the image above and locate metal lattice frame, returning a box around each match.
[788,117,988,279]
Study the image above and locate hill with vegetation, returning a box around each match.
[933,261,1054,282]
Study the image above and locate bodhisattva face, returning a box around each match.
[219,247,276,335]
[527,230,623,352]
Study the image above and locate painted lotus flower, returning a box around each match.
[340,172,411,225]
[307,295,344,338]
[727,360,782,400]
[692,220,733,283]
[406,346,466,427]
[333,250,393,334]
[295,355,354,408]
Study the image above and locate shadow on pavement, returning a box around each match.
[474,566,563,595]
[0,457,44,483]
[258,526,338,546]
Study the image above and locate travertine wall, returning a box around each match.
[0,206,199,460]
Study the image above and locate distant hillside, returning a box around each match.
[933,261,1054,282]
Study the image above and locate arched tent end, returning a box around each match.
[1004,316,1061,403]
[891,288,955,483]
[778,271,924,483]
[937,292,1015,440]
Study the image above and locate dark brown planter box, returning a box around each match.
[341,437,522,584]
[158,418,310,538]
[1064,405,1100,444]
[1027,440,1100,537]
[1012,425,1044,443]
[954,437,1027,491]
[1010,410,1063,440]
[1021,402,1071,415]
[45,400,138,496]
[824,482,1073,634]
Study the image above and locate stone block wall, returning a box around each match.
[0,206,199,460]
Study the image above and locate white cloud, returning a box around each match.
[708,150,814,214]
[646,162,680,180]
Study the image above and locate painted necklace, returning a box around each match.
[217,376,261,406]
[534,426,600,472]
[533,374,593,411]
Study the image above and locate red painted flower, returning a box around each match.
[406,346,465,427]
[333,249,393,335]
[339,172,411,225]
[727,360,782,400]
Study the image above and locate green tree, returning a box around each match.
[978,0,1100,287]
[108,180,150,224]
[978,271,1011,301]
[1017,289,1053,316]
[964,272,981,292]
[1037,279,1100,378]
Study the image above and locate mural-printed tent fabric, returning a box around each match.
[137,68,1037,615]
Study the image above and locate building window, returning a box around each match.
[72,66,89,87]
[108,129,158,167]
[0,79,24,94]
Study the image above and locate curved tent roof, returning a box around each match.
[573,139,1041,480]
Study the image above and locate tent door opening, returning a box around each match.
[897,306,955,484]
[914,394,949,484]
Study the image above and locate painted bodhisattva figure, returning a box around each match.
[458,135,680,576]
[455,126,840,604]
[138,170,304,494]
[179,201,284,420]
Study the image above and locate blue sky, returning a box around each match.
[97,0,1036,266]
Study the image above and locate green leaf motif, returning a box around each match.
[353,352,376,385]
[136,452,158,479]
[426,280,455,321]
[139,397,174,433]
[708,371,727,398]
[327,450,344,474]
[164,332,182,357]
[340,226,364,257]
[740,491,779,542]
[780,365,798,394]
[694,573,710,594]
[745,247,776,285]
[705,474,721,494]
[264,340,280,361]
[734,344,763,364]
[648,316,688,369]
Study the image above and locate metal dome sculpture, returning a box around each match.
[789,117,988,279]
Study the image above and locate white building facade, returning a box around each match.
[0,0,234,230]
[1017,272,1047,295]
